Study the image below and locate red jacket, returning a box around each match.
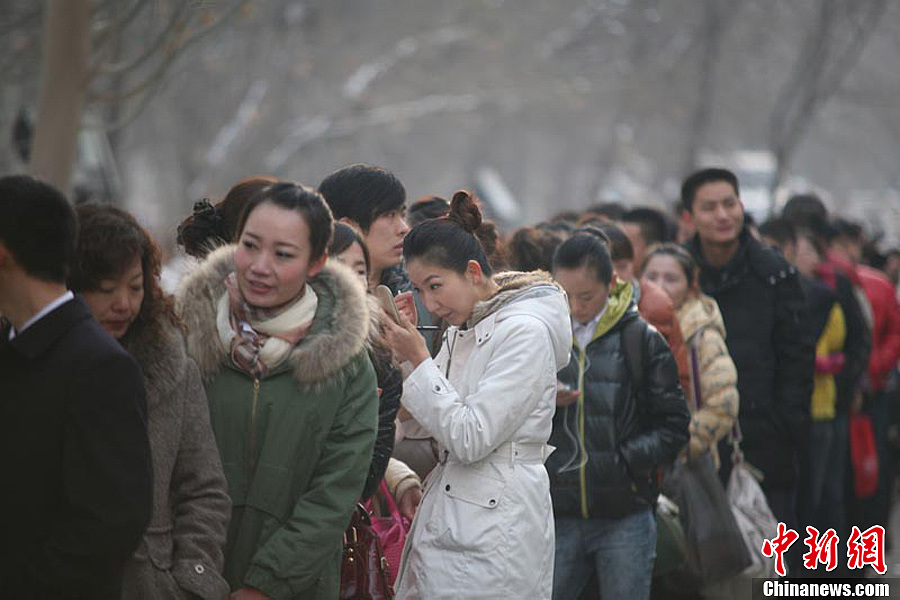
[829,253,900,391]
[638,279,692,400]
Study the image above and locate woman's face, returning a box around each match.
[553,264,610,326]
[82,257,144,340]
[335,241,369,289]
[407,258,483,326]
[234,202,325,308]
[640,254,691,309]
[794,236,820,278]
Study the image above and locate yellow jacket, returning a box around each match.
[812,304,846,420]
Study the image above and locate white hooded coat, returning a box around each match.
[394,272,572,600]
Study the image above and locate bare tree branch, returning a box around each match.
[89,0,197,77]
[87,0,245,104]
[90,0,151,65]
[681,0,742,175]
[767,0,888,197]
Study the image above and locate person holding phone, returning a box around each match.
[381,191,572,600]
[329,222,423,517]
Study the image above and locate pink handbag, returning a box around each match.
[368,480,411,586]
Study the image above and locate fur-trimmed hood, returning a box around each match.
[469,270,571,368]
[175,245,370,386]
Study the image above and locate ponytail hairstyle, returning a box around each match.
[402,190,492,277]
[641,243,698,289]
[177,176,277,258]
[552,227,614,285]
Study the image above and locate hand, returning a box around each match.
[556,382,579,407]
[556,390,579,407]
[382,308,430,367]
[398,486,423,521]
[394,291,418,325]
[230,587,271,600]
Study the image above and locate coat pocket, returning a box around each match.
[432,467,507,553]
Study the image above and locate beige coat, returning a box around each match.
[677,294,740,466]
[120,320,231,600]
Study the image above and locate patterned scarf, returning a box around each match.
[216,272,318,378]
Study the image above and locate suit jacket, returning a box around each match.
[0,296,153,600]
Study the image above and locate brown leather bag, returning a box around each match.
[340,504,395,600]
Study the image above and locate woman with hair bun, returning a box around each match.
[381,191,572,599]
[177,176,277,259]
[176,182,379,600]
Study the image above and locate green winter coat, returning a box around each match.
[176,245,379,600]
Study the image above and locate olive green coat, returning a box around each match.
[176,246,379,600]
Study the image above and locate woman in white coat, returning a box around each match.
[382,191,572,600]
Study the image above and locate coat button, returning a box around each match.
[194,564,205,574]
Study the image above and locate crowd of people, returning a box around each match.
[1,162,898,600]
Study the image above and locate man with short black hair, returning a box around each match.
[0,175,152,599]
[318,163,410,292]
[683,168,814,535]
[620,206,671,268]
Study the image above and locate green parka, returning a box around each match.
[176,245,379,600]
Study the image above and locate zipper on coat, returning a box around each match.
[577,348,589,520]
[250,377,260,464]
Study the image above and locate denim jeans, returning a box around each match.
[553,508,656,600]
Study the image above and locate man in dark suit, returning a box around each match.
[0,175,153,599]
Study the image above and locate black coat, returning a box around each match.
[0,296,153,600]
[548,301,690,519]
[688,229,814,492]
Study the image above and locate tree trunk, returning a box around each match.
[29,0,91,193]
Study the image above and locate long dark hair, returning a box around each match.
[69,204,179,341]
[402,190,492,276]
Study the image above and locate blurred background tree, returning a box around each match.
[2,0,900,247]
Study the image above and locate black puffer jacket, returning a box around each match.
[547,282,690,519]
[688,228,814,492]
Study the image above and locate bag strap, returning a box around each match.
[688,332,704,412]
[620,318,645,401]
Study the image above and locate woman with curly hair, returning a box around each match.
[70,204,231,600]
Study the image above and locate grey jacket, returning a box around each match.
[120,319,231,600]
